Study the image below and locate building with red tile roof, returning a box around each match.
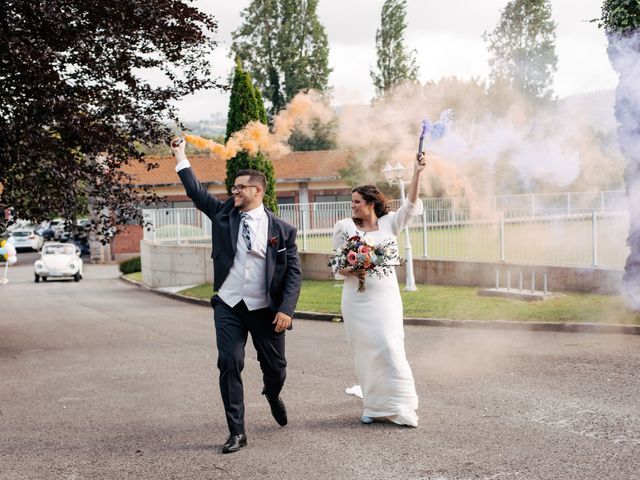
[122,149,354,206]
[113,150,354,255]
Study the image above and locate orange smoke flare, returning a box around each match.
[182,91,334,161]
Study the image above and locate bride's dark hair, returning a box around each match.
[351,185,390,226]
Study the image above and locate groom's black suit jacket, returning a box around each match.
[178,167,302,317]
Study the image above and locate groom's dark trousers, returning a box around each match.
[212,297,286,435]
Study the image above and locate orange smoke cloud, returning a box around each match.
[184,91,333,161]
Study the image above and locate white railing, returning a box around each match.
[142,190,630,269]
[143,208,212,246]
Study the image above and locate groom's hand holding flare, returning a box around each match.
[171,137,187,163]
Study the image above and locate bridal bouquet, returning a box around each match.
[328,234,400,292]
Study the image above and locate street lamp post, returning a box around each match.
[383,161,417,292]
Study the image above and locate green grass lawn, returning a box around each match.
[177,280,640,325]
[124,272,143,282]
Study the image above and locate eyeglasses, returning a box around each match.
[231,184,259,193]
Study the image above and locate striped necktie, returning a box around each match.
[240,212,252,251]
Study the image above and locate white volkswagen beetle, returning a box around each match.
[34,242,83,283]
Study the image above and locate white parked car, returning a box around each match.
[34,242,83,282]
[10,228,44,251]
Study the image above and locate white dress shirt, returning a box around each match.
[175,158,191,171]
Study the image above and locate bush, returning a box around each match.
[119,256,141,274]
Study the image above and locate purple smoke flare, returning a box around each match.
[418,109,453,154]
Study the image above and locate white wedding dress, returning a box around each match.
[332,199,422,427]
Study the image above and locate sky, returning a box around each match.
[176,0,618,122]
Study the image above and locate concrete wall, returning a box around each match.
[141,242,623,293]
[141,240,213,288]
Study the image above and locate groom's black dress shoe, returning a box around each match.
[221,434,247,454]
[265,394,288,426]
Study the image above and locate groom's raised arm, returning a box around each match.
[171,140,222,218]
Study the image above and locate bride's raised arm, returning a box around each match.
[390,153,426,236]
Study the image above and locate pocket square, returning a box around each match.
[277,247,286,253]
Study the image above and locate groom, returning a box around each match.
[171,139,302,454]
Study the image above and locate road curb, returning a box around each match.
[119,276,640,335]
[402,317,640,335]
[119,275,211,307]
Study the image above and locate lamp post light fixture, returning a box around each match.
[383,161,417,291]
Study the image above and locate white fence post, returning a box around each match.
[592,208,598,267]
[301,204,308,252]
[149,210,157,243]
[531,194,535,216]
[499,212,506,262]
[422,209,428,258]
[176,209,182,244]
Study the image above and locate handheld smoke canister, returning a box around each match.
[418,118,430,162]
[418,118,431,154]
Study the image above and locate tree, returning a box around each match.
[226,61,268,142]
[0,0,223,237]
[231,0,331,117]
[370,0,419,98]
[422,76,489,123]
[597,0,640,309]
[287,119,337,151]
[484,0,558,102]
[225,62,278,213]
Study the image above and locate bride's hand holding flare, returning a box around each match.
[407,152,426,204]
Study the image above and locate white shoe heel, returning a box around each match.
[360,415,374,424]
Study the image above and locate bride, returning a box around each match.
[332,153,426,427]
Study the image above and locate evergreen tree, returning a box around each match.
[225,62,278,213]
[484,0,558,102]
[598,0,640,309]
[370,0,419,98]
[225,61,267,142]
[231,0,331,117]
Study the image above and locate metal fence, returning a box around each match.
[142,190,630,269]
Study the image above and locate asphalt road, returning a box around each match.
[1,252,639,480]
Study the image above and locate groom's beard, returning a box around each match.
[234,195,245,209]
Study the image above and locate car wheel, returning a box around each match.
[74,273,81,282]
[34,274,40,283]
[42,276,47,282]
